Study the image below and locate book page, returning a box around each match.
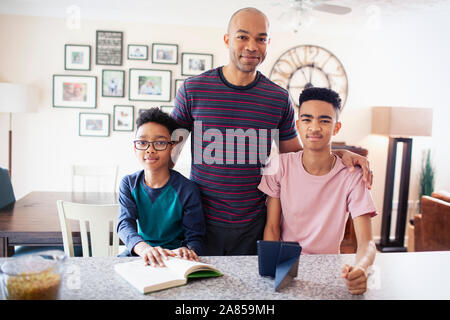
[164,256,220,278]
[114,259,186,293]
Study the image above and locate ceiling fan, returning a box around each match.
[274,0,352,32]
[282,0,352,15]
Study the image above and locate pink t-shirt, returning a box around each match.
[258,151,377,254]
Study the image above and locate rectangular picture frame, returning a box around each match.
[102,69,125,97]
[79,112,110,137]
[65,44,91,71]
[129,68,172,102]
[128,44,148,60]
[160,105,174,115]
[181,52,213,76]
[53,75,97,109]
[113,105,134,132]
[96,30,123,66]
[152,43,178,65]
[174,79,185,97]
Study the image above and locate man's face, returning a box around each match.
[134,122,173,172]
[224,10,270,73]
[296,100,341,152]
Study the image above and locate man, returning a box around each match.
[170,7,372,255]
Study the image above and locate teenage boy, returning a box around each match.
[258,87,377,295]
[117,108,205,267]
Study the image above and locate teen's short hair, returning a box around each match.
[136,107,179,134]
[298,87,342,118]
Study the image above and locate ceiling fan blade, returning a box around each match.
[313,3,352,15]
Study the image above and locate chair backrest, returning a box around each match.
[71,164,118,192]
[56,200,120,257]
[0,167,15,209]
[419,195,450,251]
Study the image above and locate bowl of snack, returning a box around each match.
[0,250,66,300]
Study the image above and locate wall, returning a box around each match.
[1,9,449,241]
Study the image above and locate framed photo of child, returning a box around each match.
[113,105,134,132]
[65,44,91,71]
[102,70,125,97]
[53,75,97,109]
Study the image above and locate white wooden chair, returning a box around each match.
[71,164,119,193]
[57,200,120,257]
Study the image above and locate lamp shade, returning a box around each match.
[371,106,433,137]
[0,82,38,113]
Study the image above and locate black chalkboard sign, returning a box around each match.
[96,30,123,66]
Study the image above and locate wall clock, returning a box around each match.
[269,45,348,109]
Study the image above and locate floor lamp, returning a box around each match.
[372,107,433,252]
[0,83,38,179]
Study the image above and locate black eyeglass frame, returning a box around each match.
[133,140,175,151]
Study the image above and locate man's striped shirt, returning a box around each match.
[171,67,298,226]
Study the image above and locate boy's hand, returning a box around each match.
[172,247,199,262]
[341,264,368,295]
[135,242,176,267]
[339,150,373,189]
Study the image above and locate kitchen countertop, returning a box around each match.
[3,251,446,300]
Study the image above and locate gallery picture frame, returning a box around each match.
[128,44,148,60]
[79,112,110,137]
[181,52,213,76]
[113,105,134,132]
[129,68,172,102]
[64,44,91,71]
[151,43,178,65]
[102,69,125,97]
[160,105,174,115]
[174,79,185,97]
[52,75,97,109]
[96,30,123,66]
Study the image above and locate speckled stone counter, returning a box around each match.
[2,251,450,299]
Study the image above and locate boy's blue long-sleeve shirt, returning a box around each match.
[117,169,205,255]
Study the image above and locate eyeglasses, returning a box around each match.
[133,140,174,151]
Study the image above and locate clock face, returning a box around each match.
[269,45,348,109]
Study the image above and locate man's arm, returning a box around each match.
[263,196,282,241]
[278,136,302,154]
[169,129,190,169]
[333,149,373,189]
[277,137,373,189]
[341,214,377,295]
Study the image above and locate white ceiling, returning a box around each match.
[0,0,449,32]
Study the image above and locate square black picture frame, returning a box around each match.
[64,44,91,71]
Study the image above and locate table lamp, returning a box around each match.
[0,82,38,178]
[372,106,433,252]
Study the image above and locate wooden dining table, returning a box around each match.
[0,191,118,257]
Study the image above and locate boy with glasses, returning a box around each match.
[117,107,205,267]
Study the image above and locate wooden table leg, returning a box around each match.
[0,237,15,257]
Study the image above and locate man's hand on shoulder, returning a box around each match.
[338,150,373,189]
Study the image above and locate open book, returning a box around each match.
[114,257,223,294]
